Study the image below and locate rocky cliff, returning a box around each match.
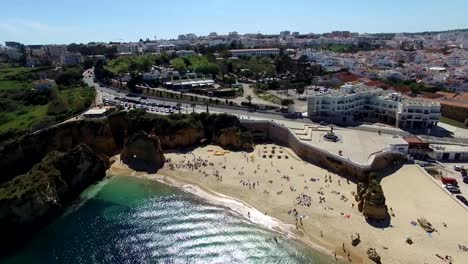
[356,179,388,220]
[0,144,107,252]
[215,127,254,151]
[159,128,205,149]
[0,111,252,255]
[0,119,117,183]
[121,130,166,172]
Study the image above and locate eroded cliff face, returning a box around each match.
[159,128,205,149]
[0,144,107,252]
[0,120,117,183]
[355,179,388,220]
[0,111,253,255]
[121,130,166,172]
[215,127,254,151]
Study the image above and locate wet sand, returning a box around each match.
[108,144,468,264]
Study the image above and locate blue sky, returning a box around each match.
[1,0,468,45]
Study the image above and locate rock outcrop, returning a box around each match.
[121,130,165,172]
[0,119,117,183]
[356,179,388,220]
[159,128,204,149]
[367,248,382,264]
[215,127,254,151]
[0,144,107,252]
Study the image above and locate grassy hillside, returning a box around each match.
[0,64,96,142]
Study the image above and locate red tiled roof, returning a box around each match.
[435,91,457,99]
[420,92,444,99]
[403,136,424,144]
[335,72,359,82]
[392,86,411,94]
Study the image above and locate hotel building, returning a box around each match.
[307,84,441,129]
[229,48,280,57]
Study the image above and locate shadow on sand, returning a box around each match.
[365,214,392,229]
[122,158,163,174]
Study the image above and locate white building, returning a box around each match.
[60,52,82,65]
[307,83,441,129]
[117,43,140,54]
[175,50,195,57]
[280,31,291,38]
[228,31,239,39]
[229,48,280,57]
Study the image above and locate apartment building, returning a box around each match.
[307,83,441,129]
[229,48,280,57]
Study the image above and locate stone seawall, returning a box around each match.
[241,120,403,180]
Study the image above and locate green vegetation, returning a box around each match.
[255,91,282,104]
[106,55,155,75]
[440,116,468,128]
[0,64,96,142]
[171,55,220,75]
[384,79,448,94]
[232,56,276,78]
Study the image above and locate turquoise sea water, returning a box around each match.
[2,176,334,264]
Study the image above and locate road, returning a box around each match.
[82,69,311,123]
[82,69,468,144]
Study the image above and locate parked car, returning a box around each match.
[445,185,461,194]
[455,195,468,206]
[453,165,462,171]
[463,177,468,184]
[441,177,458,186]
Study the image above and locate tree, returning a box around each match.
[205,101,209,114]
[190,103,196,113]
[279,80,290,95]
[246,95,253,105]
[171,58,187,72]
[176,103,182,114]
[83,58,94,70]
[56,68,83,85]
[295,85,305,98]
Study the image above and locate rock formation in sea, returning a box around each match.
[121,130,166,172]
[0,144,107,253]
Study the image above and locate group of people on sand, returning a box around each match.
[240,180,259,189]
[296,194,312,207]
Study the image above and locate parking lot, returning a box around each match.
[102,95,183,115]
[435,162,468,207]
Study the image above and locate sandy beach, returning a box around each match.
[108,144,468,264]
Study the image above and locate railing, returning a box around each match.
[240,119,405,172]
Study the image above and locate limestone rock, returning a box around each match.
[121,130,165,172]
[357,179,388,220]
[0,144,106,253]
[0,119,117,183]
[215,127,253,151]
[159,128,204,149]
[367,248,382,264]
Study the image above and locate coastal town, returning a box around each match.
[1,4,468,263]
